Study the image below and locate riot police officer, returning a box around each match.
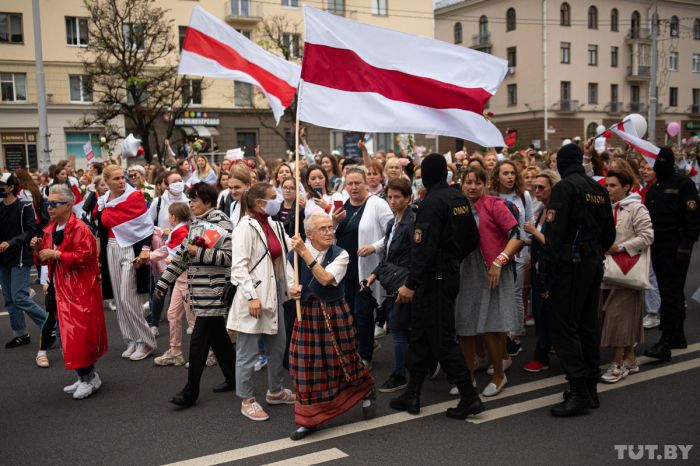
[644,147,700,362]
[390,154,484,420]
[544,144,615,417]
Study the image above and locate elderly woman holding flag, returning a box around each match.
[96,165,156,361]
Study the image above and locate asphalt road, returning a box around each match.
[1,244,699,466]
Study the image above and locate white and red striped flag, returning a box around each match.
[298,7,507,147]
[609,119,660,166]
[97,185,153,248]
[178,6,301,123]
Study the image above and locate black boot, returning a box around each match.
[212,379,236,393]
[643,338,671,361]
[390,379,421,414]
[170,390,197,408]
[670,329,687,349]
[551,380,592,417]
[446,382,485,419]
[563,379,599,409]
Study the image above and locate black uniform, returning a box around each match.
[403,181,479,392]
[644,173,700,345]
[544,164,615,386]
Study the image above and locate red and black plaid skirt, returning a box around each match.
[290,297,374,428]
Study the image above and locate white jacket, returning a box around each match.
[358,195,393,303]
[227,215,291,335]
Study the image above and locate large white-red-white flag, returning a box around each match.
[179,6,301,123]
[298,7,507,147]
[609,119,660,166]
[97,185,153,248]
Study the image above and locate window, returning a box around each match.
[0,13,22,43]
[235,28,252,39]
[65,17,89,46]
[507,47,516,67]
[693,88,700,106]
[693,53,700,73]
[586,122,598,139]
[631,85,640,103]
[611,46,618,67]
[327,0,345,16]
[0,73,27,101]
[123,23,144,51]
[587,83,598,104]
[669,51,678,71]
[69,75,92,102]
[453,22,462,44]
[371,0,387,16]
[507,84,517,106]
[631,11,641,38]
[182,79,202,105]
[670,16,679,38]
[178,26,187,51]
[560,81,571,101]
[282,33,301,59]
[506,8,516,31]
[611,8,619,32]
[588,6,598,29]
[560,3,570,26]
[560,42,570,64]
[236,131,257,157]
[695,19,700,40]
[281,0,299,6]
[65,133,102,161]
[234,81,253,107]
[669,87,678,107]
[611,83,618,102]
[588,44,598,66]
[479,15,488,37]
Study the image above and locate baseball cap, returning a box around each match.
[0,173,17,185]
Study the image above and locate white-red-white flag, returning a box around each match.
[298,7,507,147]
[609,120,660,166]
[97,185,153,248]
[179,6,301,123]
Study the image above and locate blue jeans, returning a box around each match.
[393,329,409,376]
[0,265,47,337]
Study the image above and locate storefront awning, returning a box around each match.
[207,127,220,136]
[194,126,211,138]
[181,126,196,136]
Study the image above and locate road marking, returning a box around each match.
[164,343,700,466]
[467,356,700,424]
[261,448,348,466]
[0,312,7,316]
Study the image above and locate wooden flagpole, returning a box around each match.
[293,110,302,322]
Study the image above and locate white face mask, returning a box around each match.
[262,198,282,216]
[413,179,424,190]
[169,181,185,195]
[446,172,454,182]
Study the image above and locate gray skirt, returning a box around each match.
[455,249,518,336]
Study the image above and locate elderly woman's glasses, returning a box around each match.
[316,226,336,234]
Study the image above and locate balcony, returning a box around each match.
[552,100,580,113]
[626,65,651,82]
[606,101,624,115]
[627,102,647,113]
[225,0,263,24]
[471,33,491,51]
[626,27,652,43]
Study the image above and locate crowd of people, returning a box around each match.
[1,132,699,434]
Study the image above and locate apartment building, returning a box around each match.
[435,0,700,151]
[0,0,434,170]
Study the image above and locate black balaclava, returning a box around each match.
[556,143,583,176]
[421,153,447,189]
[653,147,675,181]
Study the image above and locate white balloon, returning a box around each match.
[596,124,606,135]
[594,137,606,154]
[121,133,141,157]
[625,113,647,137]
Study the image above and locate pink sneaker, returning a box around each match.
[266,388,296,405]
[241,398,269,421]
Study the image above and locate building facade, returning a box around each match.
[0,0,434,170]
[435,0,700,152]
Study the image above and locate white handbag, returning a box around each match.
[603,249,650,290]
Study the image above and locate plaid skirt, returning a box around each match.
[290,297,374,428]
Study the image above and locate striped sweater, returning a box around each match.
[156,209,232,317]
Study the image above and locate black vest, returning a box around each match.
[288,245,345,303]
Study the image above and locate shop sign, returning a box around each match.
[174,118,220,126]
[1,133,28,143]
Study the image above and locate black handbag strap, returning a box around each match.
[249,223,269,274]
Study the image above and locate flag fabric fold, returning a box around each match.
[609,120,660,166]
[179,6,301,123]
[298,7,507,147]
[97,185,154,248]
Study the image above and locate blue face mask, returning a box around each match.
[262,198,282,216]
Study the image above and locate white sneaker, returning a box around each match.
[642,314,660,329]
[482,375,508,397]
[108,300,117,311]
[449,385,459,396]
[129,343,153,361]
[63,378,81,394]
[601,363,629,383]
[73,381,94,399]
[374,325,387,339]
[90,372,102,391]
[205,351,217,367]
[149,326,159,337]
[121,342,137,359]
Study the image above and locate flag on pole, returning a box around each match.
[609,120,660,166]
[298,7,507,148]
[178,6,301,124]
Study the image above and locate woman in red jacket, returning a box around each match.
[31,184,107,400]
